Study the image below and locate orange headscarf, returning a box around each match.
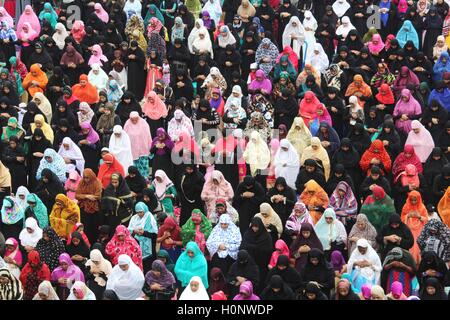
[345,74,372,107]
[22,64,48,97]
[72,74,99,104]
[437,186,450,228]
[359,139,392,175]
[142,91,168,120]
[97,153,125,188]
[49,194,81,239]
[300,179,329,224]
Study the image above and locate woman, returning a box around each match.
[240,217,273,291]
[105,225,143,270]
[123,112,151,178]
[101,174,134,229]
[392,145,423,179]
[417,220,450,263]
[150,170,177,216]
[108,125,133,174]
[128,202,158,272]
[360,186,396,233]
[329,181,358,225]
[22,64,48,98]
[300,137,330,181]
[157,217,183,262]
[299,248,335,297]
[201,170,234,219]
[381,247,418,297]
[255,38,279,76]
[150,128,174,181]
[273,139,299,191]
[98,153,125,188]
[35,169,65,214]
[254,203,283,243]
[207,214,241,276]
[50,253,85,300]
[396,20,419,49]
[2,237,22,279]
[85,249,112,299]
[179,276,210,300]
[419,277,448,300]
[344,75,372,108]
[401,191,429,263]
[179,164,205,226]
[0,268,23,300]
[314,208,347,257]
[66,231,90,275]
[260,274,296,300]
[227,249,260,296]
[60,45,84,87]
[348,214,378,255]
[286,117,311,159]
[143,260,176,300]
[299,180,329,225]
[0,196,24,241]
[267,177,297,225]
[359,139,392,176]
[175,241,209,290]
[66,281,96,300]
[75,169,102,243]
[58,137,85,175]
[32,280,59,300]
[347,239,382,294]
[71,74,100,105]
[77,122,101,172]
[405,120,435,163]
[181,209,212,253]
[88,64,109,93]
[19,217,42,254]
[392,67,420,99]
[106,254,145,300]
[35,227,65,272]
[36,148,66,183]
[393,89,422,138]
[49,194,80,240]
[417,251,448,286]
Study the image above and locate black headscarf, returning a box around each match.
[227,250,260,287]
[260,274,296,300]
[265,255,302,291]
[35,227,66,271]
[419,277,447,300]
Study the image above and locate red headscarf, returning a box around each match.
[376,83,395,104]
[157,216,181,250]
[105,225,143,270]
[276,46,299,71]
[392,145,423,178]
[97,153,125,188]
[19,250,51,300]
[359,139,392,175]
[269,239,290,268]
[299,91,322,123]
[364,185,386,205]
[397,164,420,186]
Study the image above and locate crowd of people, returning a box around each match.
[0,0,450,301]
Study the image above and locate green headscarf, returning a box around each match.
[26,193,49,228]
[180,209,212,247]
[1,117,25,141]
[144,4,165,28]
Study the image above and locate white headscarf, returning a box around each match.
[58,137,85,174]
[33,281,60,300]
[191,28,214,58]
[206,214,241,259]
[217,26,236,48]
[274,139,300,190]
[336,16,356,39]
[67,281,97,300]
[88,63,109,93]
[188,19,205,52]
[332,0,351,17]
[53,23,69,50]
[106,254,145,300]
[109,125,134,173]
[306,43,329,74]
[347,238,382,284]
[179,276,210,300]
[202,0,222,25]
[152,170,174,199]
[303,10,318,31]
[282,16,306,57]
[123,0,142,20]
[85,249,113,287]
[243,131,271,176]
[19,217,43,248]
[15,186,30,210]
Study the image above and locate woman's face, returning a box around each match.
[301,230,311,238]
[8,140,17,149]
[111,176,120,188]
[190,280,199,292]
[35,120,42,128]
[251,224,259,233]
[338,285,349,296]
[152,269,161,277]
[81,128,89,135]
[119,263,129,271]
[310,257,319,266]
[137,210,145,218]
[38,292,48,300]
[325,216,333,224]
[220,222,228,230]
[413,128,420,134]
[156,176,163,183]
[0,276,9,285]
[410,196,418,204]
[187,250,195,258]
[356,221,366,231]
[61,262,69,271]
[426,286,436,295]
[72,237,81,246]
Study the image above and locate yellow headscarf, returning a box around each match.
[287,117,312,158]
[243,131,271,176]
[31,114,54,144]
[300,137,330,180]
[49,194,81,239]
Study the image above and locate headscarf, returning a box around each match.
[179,276,210,300]
[67,281,96,300]
[336,16,356,39]
[145,259,176,289]
[332,0,351,17]
[71,20,86,43]
[269,240,290,268]
[274,139,300,190]
[255,38,279,75]
[287,117,312,157]
[396,20,419,49]
[299,91,323,124]
[405,120,435,162]
[4,238,22,268]
[123,112,152,160]
[58,137,85,174]
[217,25,236,48]
[255,203,284,237]
[306,43,329,74]
[88,44,108,67]
[94,3,109,23]
[36,148,66,183]
[314,208,341,250]
[106,254,145,300]
[0,268,23,300]
[206,214,241,260]
[80,122,100,144]
[243,131,271,176]
[299,180,330,224]
[345,74,372,107]
[348,214,378,254]
[375,83,395,104]
[347,238,382,284]
[300,137,331,180]
[0,6,14,27]
[19,217,43,248]
[329,181,358,215]
[174,241,209,288]
[142,91,168,120]
[285,202,314,234]
[1,195,24,225]
[437,187,450,228]
[50,253,85,285]
[49,194,80,239]
[32,280,59,300]
[367,34,385,54]
[23,64,48,97]
[17,5,41,36]
[202,0,222,25]
[105,225,143,270]
[88,63,109,92]
[359,140,392,175]
[15,186,30,210]
[72,74,99,104]
[34,227,65,271]
[152,170,174,200]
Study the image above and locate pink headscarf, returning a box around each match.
[147,17,163,36]
[123,111,152,159]
[269,239,290,268]
[397,0,409,14]
[65,170,81,200]
[393,89,422,134]
[4,238,23,266]
[17,5,41,35]
[248,69,272,93]
[390,281,407,300]
[88,44,108,66]
[0,7,14,27]
[18,22,39,42]
[405,120,435,162]
[367,34,385,54]
[71,20,86,44]
[94,3,109,23]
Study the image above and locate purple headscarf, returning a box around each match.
[80,122,100,144]
[50,253,85,286]
[248,70,273,93]
[202,10,213,29]
[331,250,346,272]
[151,128,174,155]
[145,260,176,288]
[233,281,260,300]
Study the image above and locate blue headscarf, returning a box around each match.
[36,148,67,183]
[128,202,158,258]
[0,197,24,225]
[429,83,450,111]
[433,52,450,81]
[396,20,419,49]
[174,241,209,288]
[379,0,391,27]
